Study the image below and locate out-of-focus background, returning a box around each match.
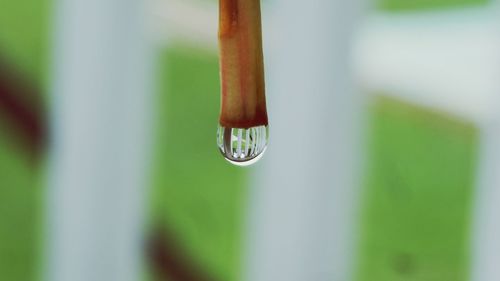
[1,0,499,280]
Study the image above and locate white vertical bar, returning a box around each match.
[45,0,155,280]
[244,1,367,281]
[472,123,500,281]
[470,3,500,281]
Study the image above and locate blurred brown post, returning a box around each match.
[0,57,45,158]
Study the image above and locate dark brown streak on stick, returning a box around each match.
[219,0,238,38]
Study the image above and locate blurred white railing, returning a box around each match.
[46,0,155,280]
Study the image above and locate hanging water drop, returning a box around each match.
[217,125,268,166]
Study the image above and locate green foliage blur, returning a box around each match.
[151,46,248,281]
[356,98,478,281]
[379,0,489,11]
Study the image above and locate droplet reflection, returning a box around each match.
[217,125,268,166]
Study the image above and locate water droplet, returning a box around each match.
[217,125,268,167]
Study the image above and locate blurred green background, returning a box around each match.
[0,0,485,280]
[357,98,478,281]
